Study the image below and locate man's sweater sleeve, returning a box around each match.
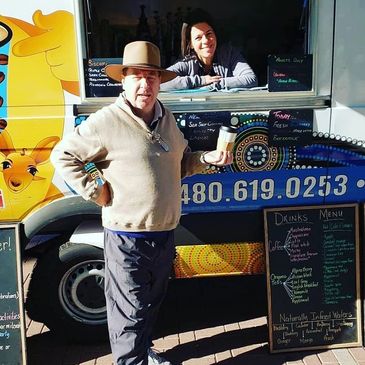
[50,115,107,201]
[181,146,207,178]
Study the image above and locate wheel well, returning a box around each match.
[24,215,102,256]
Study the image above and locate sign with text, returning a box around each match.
[0,224,27,364]
[268,54,313,92]
[264,204,361,353]
[85,58,122,97]
[268,109,313,146]
[177,111,231,151]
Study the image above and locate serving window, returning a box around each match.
[80,0,311,103]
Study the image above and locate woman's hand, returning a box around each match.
[203,75,222,86]
[202,150,233,166]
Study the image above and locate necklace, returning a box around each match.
[151,130,169,152]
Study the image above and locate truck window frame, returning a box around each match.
[74,0,333,114]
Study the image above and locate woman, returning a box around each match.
[160,9,258,92]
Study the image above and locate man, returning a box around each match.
[51,41,232,365]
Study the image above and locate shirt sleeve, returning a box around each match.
[216,45,258,90]
[160,60,205,91]
[50,114,108,202]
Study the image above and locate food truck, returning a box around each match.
[0,0,364,342]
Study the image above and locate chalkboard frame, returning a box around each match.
[0,223,27,364]
[264,203,361,353]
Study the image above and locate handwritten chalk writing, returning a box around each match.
[300,338,313,344]
[284,226,318,262]
[0,237,11,252]
[323,221,352,231]
[279,313,308,323]
[271,273,287,285]
[268,55,312,92]
[273,324,288,331]
[272,135,299,142]
[320,209,343,220]
[272,111,291,120]
[273,121,289,128]
[188,121,222,128]
[0,330,10,339]
[283,267,319,304]
[274,212,309,226]
[277,338,291,345]
[5,322,20,329]
[0,312,20,321]
[293,57,304,63]
[277,79,299,84]
[0,292,18,300]
[275,57,291,63]
[273,72,286,77]
[268,109,313,147]
[88,60,107,67]
[266,205,360,351]
[269,240,285,252]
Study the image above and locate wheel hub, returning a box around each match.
[59,260,106,324]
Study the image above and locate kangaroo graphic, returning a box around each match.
[0,130,62,217]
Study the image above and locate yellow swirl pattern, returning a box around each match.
[174,242,265,278]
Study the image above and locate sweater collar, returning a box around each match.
[115,94,165,121]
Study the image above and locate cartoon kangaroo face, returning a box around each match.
[0,130,60,193]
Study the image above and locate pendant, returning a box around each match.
[152,131,169,152]
[158,139,170,152]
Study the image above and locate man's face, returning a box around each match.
[122,68,161,115]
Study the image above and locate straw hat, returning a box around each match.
[105,41,177,83]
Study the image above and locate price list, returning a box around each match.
[264,204,361,353]
[0,225,26,364]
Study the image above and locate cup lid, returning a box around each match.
[220,125,237,133]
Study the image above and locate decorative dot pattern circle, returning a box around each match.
[174,242,265,278]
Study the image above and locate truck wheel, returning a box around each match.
[25,241,108,343]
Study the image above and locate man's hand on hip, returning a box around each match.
[95,183,111,206]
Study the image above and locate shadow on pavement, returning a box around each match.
[155,274,268,337]
[27,274,268,364]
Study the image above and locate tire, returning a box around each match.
[25,241,108,343]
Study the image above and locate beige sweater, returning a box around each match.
[51,96,205,231]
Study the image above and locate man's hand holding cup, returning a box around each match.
[200,126,237,166]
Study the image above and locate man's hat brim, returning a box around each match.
[105,64,177,83]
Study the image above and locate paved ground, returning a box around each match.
[23,258,365,365]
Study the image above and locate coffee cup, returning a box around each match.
[217,126,237,152]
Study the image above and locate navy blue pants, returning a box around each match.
[104,229,175,365]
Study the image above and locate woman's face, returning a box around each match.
[190,22,217,65]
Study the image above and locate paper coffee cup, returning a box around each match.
[217,126,237,151]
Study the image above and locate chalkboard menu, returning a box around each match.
[264,204,361,353]
[0,224,27,364]
[85,58,122,97]
[268,109,313,146]
[268,54,313,92]
[176,111,230,151]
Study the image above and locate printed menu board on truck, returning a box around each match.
[0,224,27,364]
[264,204,361,353]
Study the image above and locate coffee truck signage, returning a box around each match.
[1,0,365,345]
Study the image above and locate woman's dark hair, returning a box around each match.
[180,8,216,57]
